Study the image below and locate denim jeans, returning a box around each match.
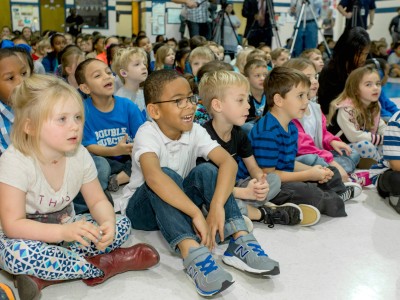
[187,21,211,40]
[125,163,247,252]
[295,150,360,174]
[73,155,112,214]
[293,21,318,57]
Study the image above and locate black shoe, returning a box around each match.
[259,203,302,228]
[389,195,400,214]
[107,174,119,192]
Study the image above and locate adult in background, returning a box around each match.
[290,0,322,57]
[389,7,400,44]
[337,0,375,30]
[242,0,274,48]
[66,8,84,37]
[172,0,212,40]
[318,26,370,115]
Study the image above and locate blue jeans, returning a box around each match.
[187,21,211,40]
[73,155,112,214]
[296,150,360,174]
[125,163,247,253]
[293,21,318,57]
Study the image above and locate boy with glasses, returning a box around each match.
[122,70,280,297]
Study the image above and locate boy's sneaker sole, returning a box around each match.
[298,204,321,227]
[222,256,280,276]
[185,274,234,297]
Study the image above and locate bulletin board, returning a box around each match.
[167,8,181,24]
[11,4,40,32]
[152,2,166,35]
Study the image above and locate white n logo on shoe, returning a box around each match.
[187,266,198,279]
[234,245,249,259]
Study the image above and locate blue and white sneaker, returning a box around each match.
[222,233,280,276]
[183,246,234,297]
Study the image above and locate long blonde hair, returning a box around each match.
[11,74,84,162]
[327,65,380,131]
[155,45,175,71]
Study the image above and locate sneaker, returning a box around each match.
[259,203,302,227]
[242,215,254,233]
[389,195,400,214]
[349,171,372,187]
[339,182,362,201]
[298,204,321,227]
[107,174,119,192]
[0,283,15,300]
[222,233,280,276]
[183,246,234,297]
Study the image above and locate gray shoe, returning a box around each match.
[222,233,280,276]
[183,246,234,297]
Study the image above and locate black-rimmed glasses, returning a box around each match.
[153,95,198,109]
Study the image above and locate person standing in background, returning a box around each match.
[66,8,84,37]
[290,0,322,58]
[322,8,335,40]
[242,0,274,48]
[389,8,400,44]
[337,0,375,30]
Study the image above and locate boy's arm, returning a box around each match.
[140,152,212,247]
[388,160,400,171]
[262,161,327,183]
[243,155,264,180]
[207,146,237,241]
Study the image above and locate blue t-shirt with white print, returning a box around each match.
[82,95,145,160]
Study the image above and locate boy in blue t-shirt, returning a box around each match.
[237,67,362,218]
[75,58,145,194]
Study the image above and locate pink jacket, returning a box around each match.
[293,102,341,163]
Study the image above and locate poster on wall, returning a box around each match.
[11,5,40,32]
[152,2,166,35]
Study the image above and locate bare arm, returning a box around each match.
[0,183,100,246]
[388,160,400,172]
[86,135,133,157]
[171,0,197,8]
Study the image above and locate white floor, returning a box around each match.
[1,187,400,300]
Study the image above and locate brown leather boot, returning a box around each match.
[15,275,63,300]
[83,243,160,286]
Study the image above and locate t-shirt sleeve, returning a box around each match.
[193,125,220,160]
[81,146,98,184]
[237,128,253,158]
[0,148,30,192]
[383,112,400,161]
[132,124,162,164]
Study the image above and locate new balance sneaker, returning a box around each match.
[389,195,400,214]
[183,246,234,297]
[298,204,321,227]
[222,233,280,276]
[0,283,15,300]
[339,182,362,201]
[259,203,302,227]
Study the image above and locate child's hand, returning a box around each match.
[192,212,213,250]
[246,176,269,201]
[307,165,328,182]
[115,134,133,156]
[96,221,116,251]
[62,218,101,247]
[330,140,351,156]
[206,205,225,246]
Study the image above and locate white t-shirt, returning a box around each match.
[120,121,219,214]
[0,145,97,230]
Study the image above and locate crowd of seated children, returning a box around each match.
[198,70,319,227]
[285,58,360,182]
[122,69,280,297]
[237,67,362,220]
